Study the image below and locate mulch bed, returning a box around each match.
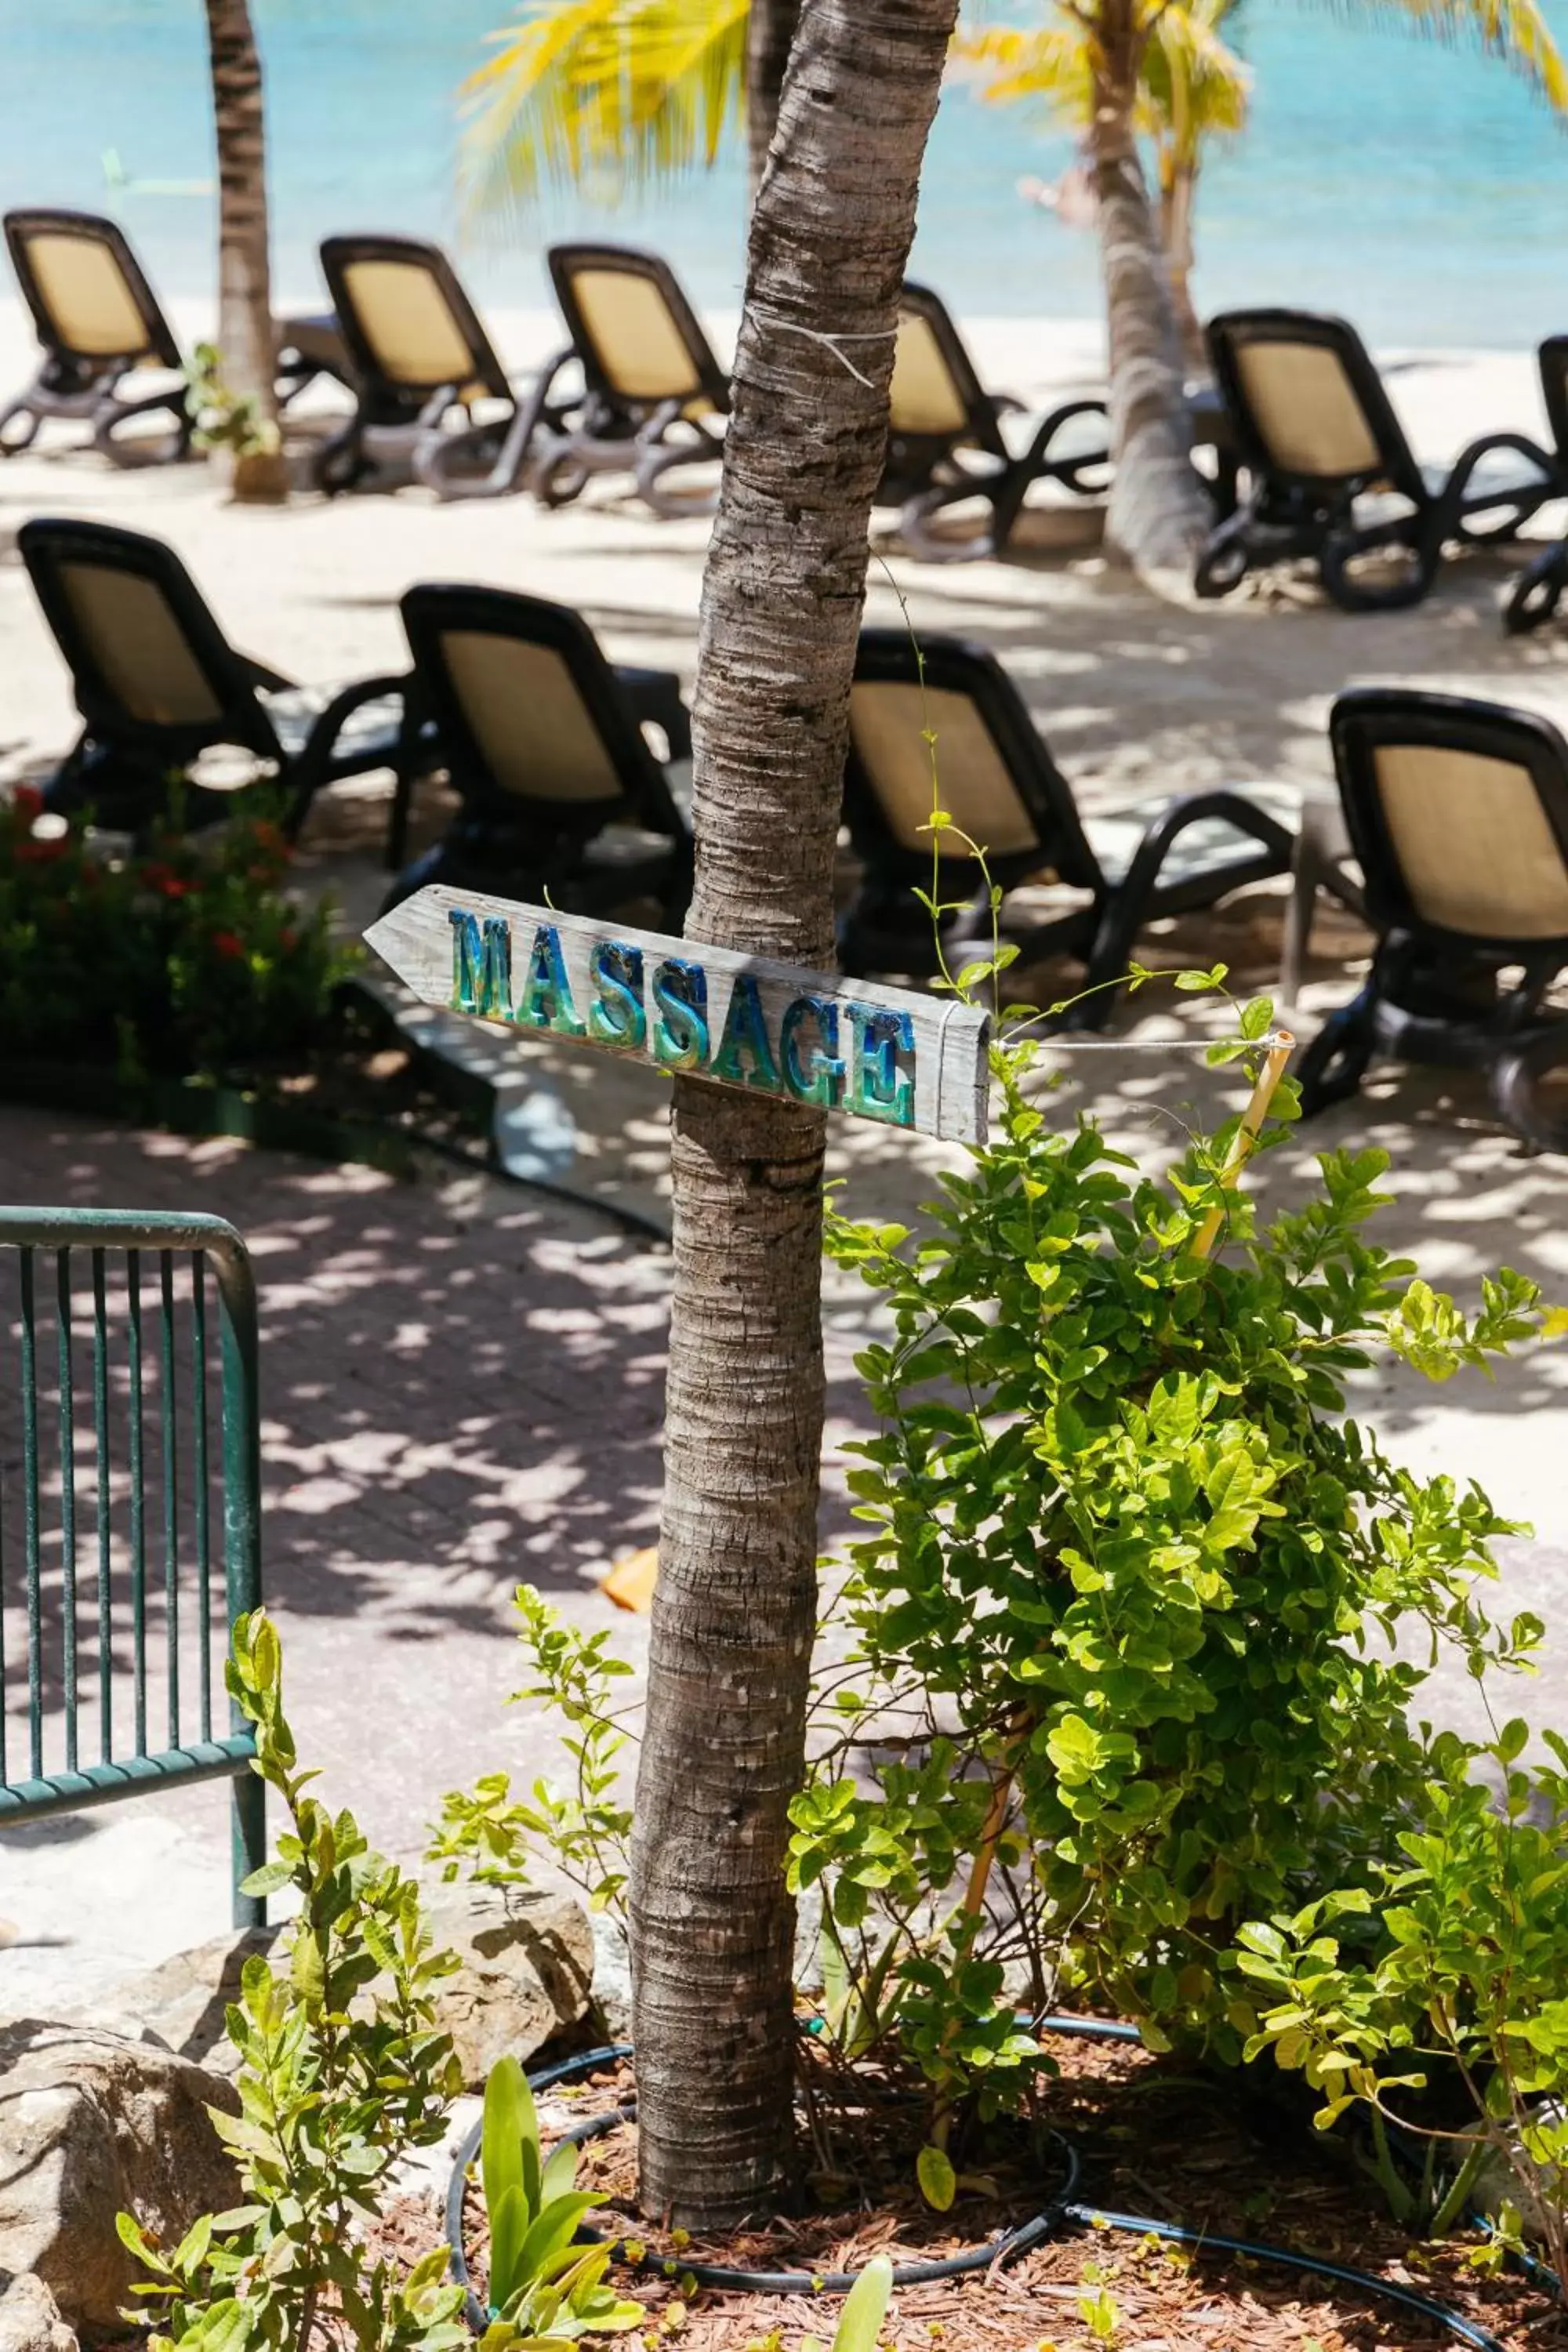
[433,2031,1565,2352]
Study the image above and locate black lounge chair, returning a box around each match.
[838,630,1294,1027]
[1195,309,1563,612]
[1500,339,1568,634]
[880,284,1109,560]
[0,209,347,463]
[384,583,693,923]
[524,245,731,517]
[19,517,418,844]
[314,233,557,500]
[1294,687,1568,1151]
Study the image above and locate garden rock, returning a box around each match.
[98,1927,274,2079]
[0,2020,237,2331]
[0,2276,76,2352]
[423,1886,593,2088]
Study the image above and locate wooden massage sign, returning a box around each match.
[365,887,992,1145]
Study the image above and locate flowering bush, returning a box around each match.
[0,787,349,1080]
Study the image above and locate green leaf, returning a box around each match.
[832,2255,894,2352]
[484,2054,539,2242]
[489,2181,531,2309]
[916,2143,956,2211]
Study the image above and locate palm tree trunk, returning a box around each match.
[1158,158,1207,376]
[1091,0,1210,588]
[203,0,285,501]
[629,0,959,2231]
[746,0,801,199]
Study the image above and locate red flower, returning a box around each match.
[250,821,288,856]
[210,931,245,960]
[13,835,69,865]
[9,785,45,822]
[141,862,193,899]
[279,928,298,951]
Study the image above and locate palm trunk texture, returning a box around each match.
[1092,0,1211,586]
[203,0,282,497]
[746,0,802,201]
[629,0,960,2231]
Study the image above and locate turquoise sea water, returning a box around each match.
[3,0,1568,345]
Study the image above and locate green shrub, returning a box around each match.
[0,786,347,1080]
[119,1610,469,2350]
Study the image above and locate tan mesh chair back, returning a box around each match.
[1207,310,1423,501]
[5,209,181,368]
[320,235,511,402]
[889,310,972,441]
[1232,342,1381,480]
[888,286,994,448]
[1372,743,1568,938]
[1333,688,1568,948]
[440,632,623,804]
[849,681,1044,859]
[844,633,1103,895]
[56,563,223,728]
[399,583,688,844]
[20,517,279,760]
[548,245,730,416]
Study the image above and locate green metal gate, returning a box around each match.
[0,1209,266,1926]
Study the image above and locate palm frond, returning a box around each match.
[1330,0,1568,114]
[459,0,748,227]
[951,21,1096,128]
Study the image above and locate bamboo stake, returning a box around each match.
[1191,1031,1294,1261]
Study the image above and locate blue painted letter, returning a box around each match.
[846,1003,916,1126]
[781,995,844,1108]
[713,972,779,1092]
[448,909,512,1019]
[515,923,585,1036]
[589,940,646,1049]
[652,958,710,1069]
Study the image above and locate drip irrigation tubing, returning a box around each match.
[445,2022,1537,2348]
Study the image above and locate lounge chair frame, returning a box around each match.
[1502,337,1568,633]
[314,234,561,501]
[1,209,351,466]
[1196,310,1562,612]
[0,209,192,464]
[524,245,731,517]
[880,284,1109,561]
[387,582,693,921]
[1295,687,1568,1151]
[19,517,416,844]
[839,630,1293,1027]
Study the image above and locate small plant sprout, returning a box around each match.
[479,2053,643,2339]
[798,2254,895,2352]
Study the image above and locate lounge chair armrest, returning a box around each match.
[1119,787,1294,906]
[615,665,693,764]
[1443,429,1560,504]
[1017,395,1110,468]
[517,343,580,400]
[242,655,296,693]
[987,392,1026,419]
[303,670,414,749]
[416,381,461,430]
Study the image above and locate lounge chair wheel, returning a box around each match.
[1504,543,1568,637]
[0,400,40,456]
[1294,994,1377,1119]
[531,453,590,509]
[1193,524,1250,601]
[1493,1027,1568,1153]
[1319,532,1433,613]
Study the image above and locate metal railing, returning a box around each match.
[0,1209,265,1926]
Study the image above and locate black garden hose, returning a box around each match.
[443,2025,1530,2349]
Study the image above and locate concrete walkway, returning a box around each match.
[3,960,1566,2013]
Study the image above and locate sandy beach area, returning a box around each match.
[3,294,1568,1718]
[5,289,1568,1998]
